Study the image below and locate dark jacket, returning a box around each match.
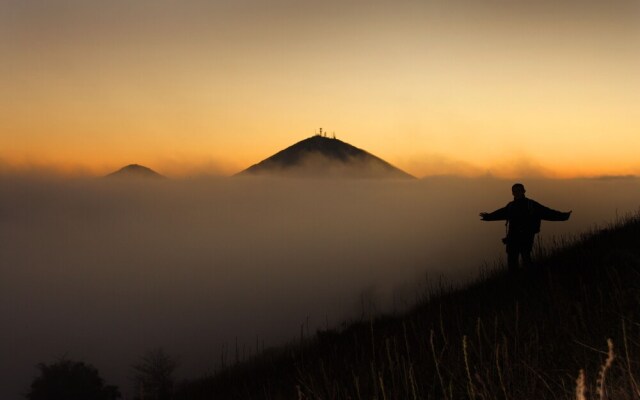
[482,197,571,237]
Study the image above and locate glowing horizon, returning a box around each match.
[1,0,639,179]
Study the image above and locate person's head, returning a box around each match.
[512,183,526,199]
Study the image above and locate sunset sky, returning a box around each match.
[1,0,638,178]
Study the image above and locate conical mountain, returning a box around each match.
[106,164,165,179]
[238,135,414,179]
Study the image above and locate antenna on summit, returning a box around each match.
[316,127,333,138]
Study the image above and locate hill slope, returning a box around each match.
[238,135,414,179]
[176,213,640,399]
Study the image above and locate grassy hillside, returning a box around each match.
[176,213,640,400]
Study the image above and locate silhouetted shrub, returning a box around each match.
[27,359,120,400]
[132,348,178,400]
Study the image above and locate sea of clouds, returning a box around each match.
[1,174,638,398]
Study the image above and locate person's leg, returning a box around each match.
[507,251,519,272]
[521,250,532,269]
[506,236,524,271]
[521,234,535,269]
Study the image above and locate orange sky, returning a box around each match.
[1,0,639,178]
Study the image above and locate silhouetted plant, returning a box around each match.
[132,348,178,400]
[27,358,120,400]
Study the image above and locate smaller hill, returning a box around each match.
[238,135,414,179]
[106,164,165,179]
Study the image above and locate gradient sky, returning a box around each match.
[1,0,638,177]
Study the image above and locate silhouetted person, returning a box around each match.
[480,183,571,271]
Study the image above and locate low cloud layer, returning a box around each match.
[1,174,638,398]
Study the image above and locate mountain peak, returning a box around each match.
[238,135,414,179]
[106,164,165,179]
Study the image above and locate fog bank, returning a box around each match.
[1,175,638,398]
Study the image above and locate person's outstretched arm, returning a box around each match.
[480,206,508,221]
[535,202,572,221]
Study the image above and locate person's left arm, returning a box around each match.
[534,201,572,221]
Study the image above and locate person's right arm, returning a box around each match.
[480,206,509,221]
